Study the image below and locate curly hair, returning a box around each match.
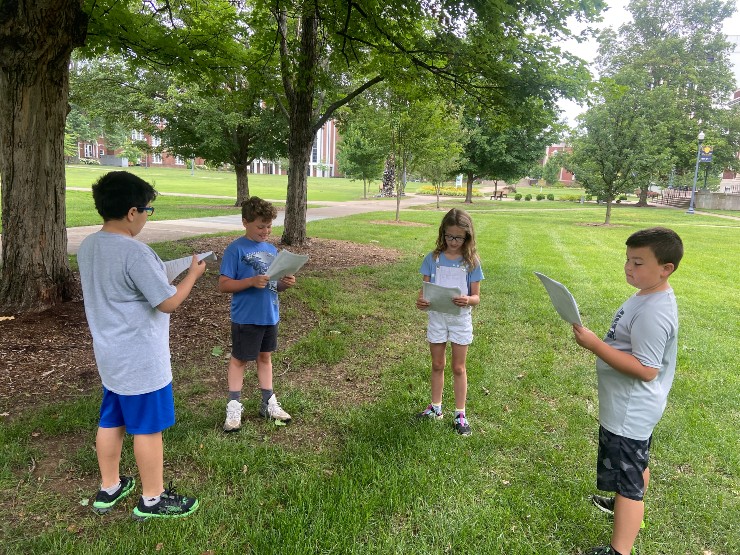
[241,197,278,222]
[432,208,479,270]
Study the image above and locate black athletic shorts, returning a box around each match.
[596,425,652,501]
[231,323,278,361]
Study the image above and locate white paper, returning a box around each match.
[164,251,217,283]
[534,272,582,326]
[266,249,309,281]
[422,282,462,316]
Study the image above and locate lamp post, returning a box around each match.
[687,131,705,215]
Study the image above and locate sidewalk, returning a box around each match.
[64,196,434,254]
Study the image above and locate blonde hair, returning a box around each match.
[433,208,479,270]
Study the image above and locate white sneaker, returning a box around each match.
[259,394,292,423]
[223,400,243,432]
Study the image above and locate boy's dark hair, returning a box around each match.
[626,227,684,270]
[241,197,277,222]
[92,171,157,221]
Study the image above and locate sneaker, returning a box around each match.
[416,404,444,420]
[92,475,136,514]
[259,394,292,424]
[591,494,615,516]
[584,547,616,555]
[223,399,243,432]
[453,413,472,436]
[132,483,199,521]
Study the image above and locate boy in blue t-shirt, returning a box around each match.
[572,227,683,555]
[219,197,296,432]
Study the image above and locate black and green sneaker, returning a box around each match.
[132,483,199,521]
[92,475,136,514]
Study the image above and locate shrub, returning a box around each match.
[546,193,555,201]
[524,194,532,201]
[416,185,483,197]
[514,193,522,201]
[536,193,545,201]
[585,194,593,201]
[618,194,628,201]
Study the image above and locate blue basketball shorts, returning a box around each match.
[99,382,175,435]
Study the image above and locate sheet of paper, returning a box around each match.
[164,251,217,283]
[534,272,582,326]
[266,249,309,281]
[422,282,462,316]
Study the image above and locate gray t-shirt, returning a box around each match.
[596,289,678,440]
[78,231,177,395]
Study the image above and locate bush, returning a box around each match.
[524,194,532,201]
[536,193,545,201]
[514,193,522,201]
[416,185,483,197]
[618,194,628,201]
[547,193,555,201]
[585,194,593,201]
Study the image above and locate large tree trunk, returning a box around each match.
[0,0,87,313]
[234,162,250,206]
[279,5,318,246]
[465,173,475,203]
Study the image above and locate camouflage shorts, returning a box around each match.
[596,425,652,501]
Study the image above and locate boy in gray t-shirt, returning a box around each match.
[78,171,206,520]
[572,227,683,555]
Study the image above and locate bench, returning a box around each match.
[489,191,508,200]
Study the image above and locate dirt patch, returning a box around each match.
[0,237,401,419]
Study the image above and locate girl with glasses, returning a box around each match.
[415,208,484,436]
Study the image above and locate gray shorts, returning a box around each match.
[231,323,278,361]
[596,425,652,501]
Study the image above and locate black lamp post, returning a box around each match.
[687,131,705,215]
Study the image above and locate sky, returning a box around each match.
[558,0,740,126]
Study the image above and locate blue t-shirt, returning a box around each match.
[220,236,280,325]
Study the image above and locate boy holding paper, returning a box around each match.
[572,227,683,555]
[218,197,296,432]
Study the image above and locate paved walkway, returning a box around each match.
[64,195,435,254]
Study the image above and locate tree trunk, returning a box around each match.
[636,188,648,207]
[235,162,250,206]
[362,178,367,199]
[0,0,87,313]
[604,200,613,224]
[282,142,312,245]
[465,173,475,203]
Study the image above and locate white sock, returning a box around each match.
[102,481,121,495]
[142,495,161,507]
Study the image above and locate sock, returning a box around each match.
[455,409,466,418]
[610,546,624,555]
[142,495,161,507]
[102,480,121,495]
[261,388,273,405]
[431,403,442,414]
[228,391,241,402]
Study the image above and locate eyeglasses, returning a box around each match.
[444,234,465,243]
[137,206,155,215]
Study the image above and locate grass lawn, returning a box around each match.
[64,165,425,201]
[1,204,738,554]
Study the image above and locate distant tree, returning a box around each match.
[542,153,564,186]
[567,85,649,224]
[335,103,387,199]
[457,103,559,200]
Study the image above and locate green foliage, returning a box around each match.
[515,193,523,200]
[536,193,545,200]
[416,185,482,197]
[525,194,532,201]
[547,193,555,201]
